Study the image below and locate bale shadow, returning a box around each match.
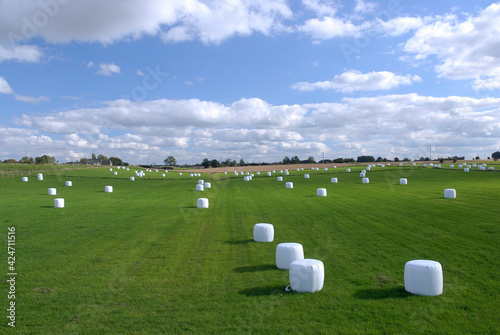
[233,264,277,273]
[353,286,410,300]
[226,239,253,245]
[239,285,286,297]
[41,205,54,208]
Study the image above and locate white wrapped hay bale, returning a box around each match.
[179,173,182,176]
[276,243,304,269]
[204,182,211,189]
[400,178,407,185]
[130,177,135,181]
[198,179,204,185]
[48,188,57,195]
[285,182,293,189]
[289,259,324,293]
[253,223,274,242]
[324,168,328,171]
[404,260,443,296]
[54,198,65,208]
[196,184,204,191]
[256,172,260,175]
[22,177,28,182]
[489,167,495,170]
[266,172,272,177]
[346,168,351,173]
[285,171,289,175]
[360,172,365,177]
[304,174,310,179]
[317,188,327,196]
[243,176,251,181]
[37,173,43,181]
[444,189,456,198]
[105,186,113,193]
[109,168,113,171]
[464,168,469,172]
[65,181,72,187]
[113,172,118,175]
[277,176,283,182]
[197,198,209,208]
[450,164,454,168]
[162,174,166,177]
[331,178,338,183]
[362,178,369,184]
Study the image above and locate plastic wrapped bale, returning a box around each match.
[197,198,209,208]
[54,198,65,208]
[37,173,43,181]
[105,186,113,193]
[65,181,72,187]
[404,260,443,296]
[400,178,408,185]
[423,164,428,168]
[256,172,260,175]
[204,182,211,189]
[267,172,272,177]
[324,168,328,171]
[285,171,289,175]
[198,179,204,185]
[360,172,365,177]
[109,168,113,171]
[276,243,304,269]
[179,173,182,176]
[444,189,456,198]
[162,174,166,177]
[286,182,293,189]
[113,172,118,176]
[304,174,310,179]
[317,188,327,196]
[48,188,57,195]
[244,176,251,181]
[130,177,135,181]
[346,169,351,173]
[253,223,274,242]
[450,164,454,168]
[289,259,324,293]
[277,176,283,182]
[362,178,369,184]
[489,167,495,170]
[472,164,477,168]
[464,168,469,172]
[22,177,28,182]
[331,178,338,183]
[196,184,204,191]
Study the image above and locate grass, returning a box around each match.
[1,164,499,334]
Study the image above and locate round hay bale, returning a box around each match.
[362,178,369,184]
[404,260,443,296]
[243,176,251,181]
[277,176,283,182]
[48,188,56,195]
[346,168,351,173]
[464,168,469,172]
[450,164,454,168]
[204,182,211,189]
[105,186,113,193]
[489,167,495,170]
[113,172,118,175]
[65,181,72,187]
[37,173,43,181]
[198,179,204,185]
[54,198,65,208]
[22,177,28,182]
[162,174,166,177]
[285,182,293,189]
[253,223,274,242]
[317,188,327,196]
[400,178,408,185]
[304,174,310,179]
[196,184,204,191]
[289,259,324,293]
[130,177,135,181]
[331,178,338,183]
[197,198,209,208]
[276,243,304,269]
[444,189,456,198]
[360,172,365,177]
[266,172,272,176]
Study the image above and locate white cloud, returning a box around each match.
[96,63,121,76]
[0,76,49,103]
[292,70,422,93]
[302,0,338,17]
[353,0,376,14]
[136,69,145,76]
[403,3,500,89]
[0,44,43,63]
[0,76,14,94]
[297,16,366,39]
[375,16,424,36]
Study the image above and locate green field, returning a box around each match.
[1,164,499,334]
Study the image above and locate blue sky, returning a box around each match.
[1,0,499,165]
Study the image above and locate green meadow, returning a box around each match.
[1,164,499,334]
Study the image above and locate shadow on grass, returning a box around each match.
[353,286,410,300]
[239,285,286,297]
[226,239,254,245]
[234,264,277,273]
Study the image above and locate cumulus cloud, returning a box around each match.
[403,3,500,89]
[297,16,367,39]
[96,63,120,76]
[8,94,499,163]
[0,76,13,94]
[292,70,422,93]
[0,44,43,63]
[0,76,49,103]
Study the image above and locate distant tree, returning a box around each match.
[164,156,177,166]
[492,151,500,160]
[282,156,291,164]
[35,155,56,164]
[201,158,210,168]
[239,159,245,166]
[307,156,316,164]
[453,157,457,163]
[475,156,480,160]
[97,154,108,161]
[376,157,383,162]
[394,157,400,162]
[20,156,34,164]
[80,158,87,164]
[357,155,375,162]
[91,153,96,160]
[291,156,300,164]
[110,157,123,166]
[424,157,430,161]
[3,159,17,163]
[333,157,344,163]
[210,159,220,168]
[439,158,444,163]
[402,158,410,161]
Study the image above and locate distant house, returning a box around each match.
[84,159,112,166]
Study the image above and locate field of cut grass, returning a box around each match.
[1,164,499,334]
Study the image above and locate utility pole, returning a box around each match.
[429,144,432,161]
